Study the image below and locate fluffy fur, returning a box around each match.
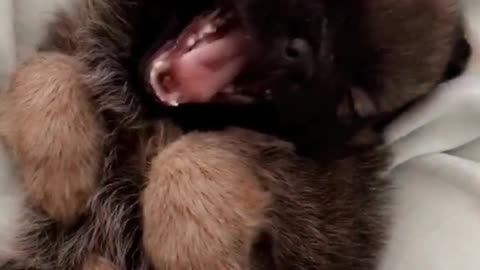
[82,255,118,270]
[0,53,103,224]
[0,0,469,269]
[142,129,274,270]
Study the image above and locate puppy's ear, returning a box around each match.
[432,1,471,81]
[358,0,461,115]
[443,26,472,80]
[431,0,457,12]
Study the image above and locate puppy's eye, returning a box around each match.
[283,38,312,61]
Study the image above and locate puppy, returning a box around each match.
[0,0,469,269]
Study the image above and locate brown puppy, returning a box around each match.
[0,0,470,269]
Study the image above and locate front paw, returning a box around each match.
[0,53,104,224]
[140,128,279,270]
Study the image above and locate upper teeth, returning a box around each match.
[202,24,216,35]
[207,9,222,20]
[198,24,217,40]
[186,23,219,50]
[149,59,182,106]
[185,10,233,50]
[186,37,197,48]
[151,59,170,74]
[165,92,182,106]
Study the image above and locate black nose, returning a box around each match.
[283,38,312,61]
[282,38,314,78]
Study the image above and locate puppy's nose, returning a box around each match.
[282,38,314,77]
[283,38,312,61]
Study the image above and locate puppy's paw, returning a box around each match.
[142,129,273,270]
[0,53,104,224]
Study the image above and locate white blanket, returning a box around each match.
[379,4,480,269]
[1,0,480,268]
[0,0,75,88]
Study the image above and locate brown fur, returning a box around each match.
[141,127,388,270]
[354,0,459,114]
[0,53,104,224]
[83,255,118,270]
[142,130,273,270]
[0,0,469,269]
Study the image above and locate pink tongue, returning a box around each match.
[166,30,248,104]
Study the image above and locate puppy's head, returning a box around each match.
[232,0,469,123]
[134,0,469,128]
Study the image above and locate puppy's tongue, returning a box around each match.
[147,19,249,106]
[170,31,247,103]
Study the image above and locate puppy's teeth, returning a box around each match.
[152,60,170,74]
[150,61,172,103]
[208,9,221,19]
[186,37,196,48]
[167,92,182,107]
[203,24,216,34]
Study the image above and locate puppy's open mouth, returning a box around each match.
[145,9,253,107]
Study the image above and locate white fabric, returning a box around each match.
[0,143,23,262]
[0,1,16,88]
[1,0,480,268]
[0,0,75,89]
[378,2,480,269]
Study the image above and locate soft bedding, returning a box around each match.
[379,5,480,269]
[1,0,480,269]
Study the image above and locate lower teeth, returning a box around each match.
[162,92,182,107]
